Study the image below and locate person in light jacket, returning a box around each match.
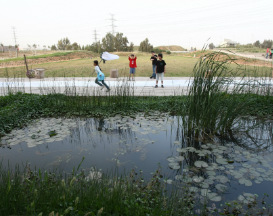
[93,60,110,92]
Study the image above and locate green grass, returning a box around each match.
[0,91,273,138]
[0,54,199,77]
[1,52,272,78]
[0,163,195,216]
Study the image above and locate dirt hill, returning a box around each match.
[155,45,186,51]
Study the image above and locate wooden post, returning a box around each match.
[24,54,29,72]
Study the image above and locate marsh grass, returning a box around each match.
[0,163,194,216]
[184,51,273,141]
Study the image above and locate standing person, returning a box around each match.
[266,48,270,59]
[93,60,110,92]
[155,53,166,88]
[150,51,157,79]
[128,54,137,81]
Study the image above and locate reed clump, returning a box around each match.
[184,51,273,140]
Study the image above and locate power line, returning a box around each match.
[108,14,117,35]
[12,26,17,47]
[93,29,99,43]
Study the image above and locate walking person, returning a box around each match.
[93,60,110,92]
[128,54,137,81]
[155,53,166,88]
[150,51,157,79]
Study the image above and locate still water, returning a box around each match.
[1,113,273,205]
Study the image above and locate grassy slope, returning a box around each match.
[0,51,74,63]
[155,45,186,51]
[1,52,272,78]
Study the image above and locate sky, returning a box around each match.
[0,0,272,49]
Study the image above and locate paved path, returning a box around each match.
[0,77,191,96]
[214,49,273,62]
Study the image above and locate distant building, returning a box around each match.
[220,39,238,48]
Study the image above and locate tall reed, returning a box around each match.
[184,51,272,140]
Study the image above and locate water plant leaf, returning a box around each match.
[192,176,204,183]
[215,184,227,192]
[207,192,222,202]
[169,162,180,170]
[216,158,228,165]
[194,161,208,168]
[175,156,184,161]
[239,178,252,186]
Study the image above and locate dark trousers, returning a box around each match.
[95,78,110,90]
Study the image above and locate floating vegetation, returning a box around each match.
[0,112,273,208]
[0,118,86,148]
[171,141,273,203]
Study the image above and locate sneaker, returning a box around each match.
[161,85,164,88]
[128,78,131,81]
[150,76,153,79]
[155,85,158,88]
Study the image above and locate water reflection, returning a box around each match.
[0,113,272,205]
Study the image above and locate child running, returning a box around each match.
[128,54,137,81]
[155,53,166,88]
[93,60,110,92]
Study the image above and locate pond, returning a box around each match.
[1,113,273,207]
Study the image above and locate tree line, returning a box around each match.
[51,33,135,53]
[51,33,158,53]
[208,40,272,50]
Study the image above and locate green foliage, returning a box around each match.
[51,44,57,50]
[102,33,115,52]
[114,32,129,51]
[139,38,153,52]
[0,91,272,139]
[0,165,193,216]
[209,43,215,50]
[57,37,71,50]
[184,51,273,140]
[100,32,131,52]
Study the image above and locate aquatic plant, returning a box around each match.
[184,51,273,140]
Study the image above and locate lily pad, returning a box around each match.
[239,178,252,186]
[216,158,228,165]
[215,184,227,192]
[194,161,208,168]
[207,192,222,202]
[192,176,204,183]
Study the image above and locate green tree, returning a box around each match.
[209,43,215,50]
[84,41,102,53]
[71,42,80,50]
[51,45,57,50]
[114,33,124,51]
[139,38,153,52]
[57,37,71,50]
[129,42,134,52]
[253,40,261,48]
[102,33,115,52]
[261,40,272,48]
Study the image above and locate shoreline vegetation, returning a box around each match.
[1,52,273,215]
